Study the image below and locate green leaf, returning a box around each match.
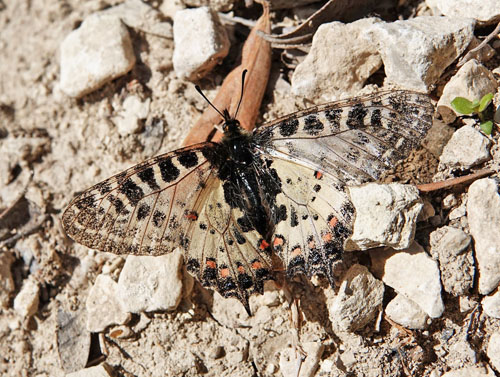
[480,120,493,135]
[478,93,494,113]
[451,97,475,114]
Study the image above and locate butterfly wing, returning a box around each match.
[62,142,273,312]
[62,143,218,256]
[253,90,433,282]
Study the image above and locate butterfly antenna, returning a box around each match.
[234,69,247,119]
[194,85,227,120]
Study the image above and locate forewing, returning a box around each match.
[254,90,433,185]
[254,90,433,280]
[62,143,217,256]
[180,173,274,312]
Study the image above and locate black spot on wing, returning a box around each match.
[152,210,166,227]
[177,151,199,168]
[303,115,324,135]
[119,179,144,205]
[324,109,342,131]
[371,108,382,127]
[159,158,180,183]
[279,118,299,137]
[137,203,151,220]
[137,167,160,191]
[290,205,299,227]
[346,103,368,128]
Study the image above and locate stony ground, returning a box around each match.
[1,1,500,377]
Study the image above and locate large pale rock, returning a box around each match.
[329,264,384,332]
[100,0,173,38]
[0,251,15,309]
[60,15,136,98]
[86,274,131,332]
[117,250,184,313]
[439,126,491,168]
[345,183,423,251]
[292,18,383,101]
[13,276,40,318]
[366,16,475,92]
[437,60,498,123]
[385,294,429,330]
[430,226,474,296]
[441,365,495,377]
[66,363,114,377]
[467,178,500,294]
[279,341,323,377]
[482,290,500,319]
[173,7,229,81]
[370,242,444,318]
[487,332,500,372]
[426,0,500,25]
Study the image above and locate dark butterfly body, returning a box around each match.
[62,90,434,314]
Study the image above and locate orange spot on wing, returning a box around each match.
[322,232,333,242]
[328,216,338,228]
[273,237,284,247]
[291,246,302,258]
[220,268,230,278]
[252,261,262,269]
[308,240,315,249]
[314,170,323,179]
[237,266,245,274]
[206,260,216,269]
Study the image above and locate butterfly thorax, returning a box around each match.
[216,118,279,239]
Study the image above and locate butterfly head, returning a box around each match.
[222,109,242,134]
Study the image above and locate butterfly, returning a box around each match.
[62,85,433,314]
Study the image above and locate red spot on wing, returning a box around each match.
[185,211,198,221]
[206,260,216,269]
[237,266,245,274]
[314,170,323,180]
[259,239,270,250]
[252,260,262,269]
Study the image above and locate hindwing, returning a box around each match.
[254,90,433,279]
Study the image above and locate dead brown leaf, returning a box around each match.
[182,1,271,146]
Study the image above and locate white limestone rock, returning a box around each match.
[279,341,323,377]
[0,251,15,309]
[426,0,500,25]
[487,332,500,372]
[467,178,500,294]
[441,365,495,377]
[173,7,229,81]
[66,363,114,377]
[329,264,384,332]
[117,250,184,313]
[482,290,500,319]
[86,274,131,332]
[437,60,498,123]
[60,15,136,98]
[99,0,173,38]
[430,226,474,296]
[370,242,444,318]
[385,294,429,330]
[345,183,423,251]
[13,276,40,318]
[292,18,383,101]
[439,125,491,168]
[366,16,475,92]
[112,95,151,136]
